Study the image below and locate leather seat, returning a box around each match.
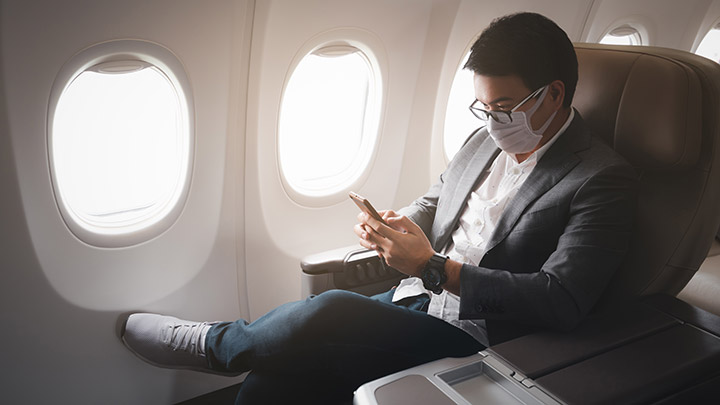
[572,43,720,309]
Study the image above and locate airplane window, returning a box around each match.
[50,58,192,246]
[444,51,480,161]
[278,45,382,198]
[696,25,720,63]
[600,25,642,45]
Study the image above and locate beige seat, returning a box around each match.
[572,43,720,310]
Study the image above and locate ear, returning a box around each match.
[548,79,566,109]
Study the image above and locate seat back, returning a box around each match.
[572,43,720,307]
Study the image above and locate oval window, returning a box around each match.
[49,41,193,247]
[444,51,480,161]
[696,24,720,63]
[278,44,382,199]
[600,25,642,46]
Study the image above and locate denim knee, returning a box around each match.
[306,290,363,316]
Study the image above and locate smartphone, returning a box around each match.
[349,191,388,226]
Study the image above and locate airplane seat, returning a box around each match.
[302,43,720,316]
[572,43,720,312]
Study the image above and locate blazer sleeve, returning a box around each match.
[397,174,443,238]
[458,163,638,332]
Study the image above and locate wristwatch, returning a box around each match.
[421,253,448,294]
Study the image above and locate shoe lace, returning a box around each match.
[165,322,213,356]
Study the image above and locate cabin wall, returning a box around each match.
[0,0,250,402]
[581,0,713,48]
[244,0,442,318]
[2,0,720,403]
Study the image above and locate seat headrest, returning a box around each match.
[574,44,702,171]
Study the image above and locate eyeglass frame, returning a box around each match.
[468,84,548,124]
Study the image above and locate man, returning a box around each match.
[122,12,637,403]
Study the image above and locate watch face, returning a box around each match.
[422,254,447,294]
[425,268,441,286]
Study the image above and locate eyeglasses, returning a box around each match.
[468,85,547,124]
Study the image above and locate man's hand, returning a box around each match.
[353,210,435,277]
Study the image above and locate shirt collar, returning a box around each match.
[534,108,574,161]
[507,108,575,164]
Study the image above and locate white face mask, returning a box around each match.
[486,86,556,154]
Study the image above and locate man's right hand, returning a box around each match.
[354,210,435,278]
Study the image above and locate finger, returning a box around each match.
[353,223,369,240]
[385,216,407,233]
[381,210,392,222]
[386,215,420,235]
[365,214,398,239]
[377,209,395,219]
[363,223,387,246]
[359,230,385,252]
[358,238,377,251]
[381,210,397,220]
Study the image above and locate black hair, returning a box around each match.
[464,12,578,108]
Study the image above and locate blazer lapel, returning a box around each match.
[483,115,590,255]
[432,133,500,251]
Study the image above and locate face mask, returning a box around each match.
[486,86,556,154]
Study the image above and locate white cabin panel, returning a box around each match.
[244,0,439,318]
[1,0,251,402]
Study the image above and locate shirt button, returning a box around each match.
[475,303,484,312]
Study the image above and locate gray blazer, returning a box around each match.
[400,113,638,345]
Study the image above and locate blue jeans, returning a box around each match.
[205,289,484,404]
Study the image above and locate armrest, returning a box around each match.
[488,299,678,379]
[300,245,405,297]
[301,245,367,275]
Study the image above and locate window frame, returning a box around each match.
[276,29,387,207]
[694,20,720,64]
[47,39,195,248]
[598,22,648,46]
[443,47,478,162]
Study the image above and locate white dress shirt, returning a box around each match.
[392,110,574,346]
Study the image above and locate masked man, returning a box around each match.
[122,12,637,403]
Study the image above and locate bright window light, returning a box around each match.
[52,64,190,235]
[444,52,480,161]
[696,26,720,63]
[600,26,642,46]
[278,46,381,197]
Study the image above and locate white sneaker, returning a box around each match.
[121,313,236,376]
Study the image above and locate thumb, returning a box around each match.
[386,215,414,234]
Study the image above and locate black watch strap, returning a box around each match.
[421,253,448,295]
